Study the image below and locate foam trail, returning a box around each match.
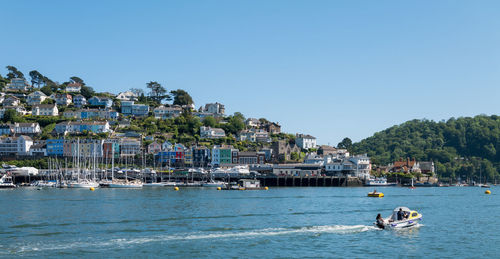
[11,225,376,254]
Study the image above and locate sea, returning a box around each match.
[0,186,498,258]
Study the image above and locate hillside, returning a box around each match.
[352,115,500,181]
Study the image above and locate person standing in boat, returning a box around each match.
[376,214,385,229]
[397,208,404,221]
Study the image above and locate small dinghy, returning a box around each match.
[375,207,422,229]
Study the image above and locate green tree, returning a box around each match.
[170,89,193,106]
[70,76,85,85]
[146,81,169,104]
[203,116,216,127]
[40,84,53,96]
[81,85,95,99]
[29,70,44,88]
[6,66,24,79]
[337,137,353,151]
[2,109,22,123]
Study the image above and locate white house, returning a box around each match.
[295,134,317,149]
[65,82,82,93]
[116,91,138,101]
[27,91,48,105]
[0,135,33,156]
[32,104,59,116]
[52,93,72,106]
[13,123,41,135]
[200,126,226,139]
[324,154,371,179]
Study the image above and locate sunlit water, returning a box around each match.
[0,186,499,258]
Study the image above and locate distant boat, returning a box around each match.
[364,178,396,186]
[0,174,16,188]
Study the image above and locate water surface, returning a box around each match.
[0,186,498,258]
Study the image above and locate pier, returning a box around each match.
[12,174,363,187]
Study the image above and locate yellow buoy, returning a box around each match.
[264,187,269,190]
[485,190,491,194]
[174,187,179,191]
[89,187,95,191]
[368,192,384,197]
[217,187,222,190]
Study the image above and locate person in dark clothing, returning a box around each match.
[376,213,385,229]
[397,208,404,221]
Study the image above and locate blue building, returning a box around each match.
[47,139,64,156]
[88,96,113,108]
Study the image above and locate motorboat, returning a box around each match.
[203,180,227,187]
[375,207,422,229]
[0,174,16,188]
[364,177,396,186]
[143,182,166,187]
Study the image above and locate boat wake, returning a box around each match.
[11,225,377,254]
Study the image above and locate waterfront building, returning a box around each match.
[192,146,211,167]
[211,145,237,166]
[32,104,58,116]
[26,91,47,105]
[304,153,324,165]
[46,139,64,156]
[0,135,33,156]
[237,151,266,165]
[295,134,317,150]
[63,139,104,158]
[103,139,120,159]
[120,138,141,157]
[200,126,225,139]
[324,154,371,179]
[272,164,322,177]
[29,142,47,157]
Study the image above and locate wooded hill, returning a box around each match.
[352,115,500,181]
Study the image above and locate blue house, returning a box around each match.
[47,139,64,156]
[88,96,113,108]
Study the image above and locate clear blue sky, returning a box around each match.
[2,0,500,145]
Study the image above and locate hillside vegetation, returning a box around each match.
[352,115,500,181]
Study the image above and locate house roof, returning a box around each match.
[33,104,56,109]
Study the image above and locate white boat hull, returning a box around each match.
[68,182,99,188]
[108,183,143,188]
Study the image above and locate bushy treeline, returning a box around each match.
[352,115,500,181]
